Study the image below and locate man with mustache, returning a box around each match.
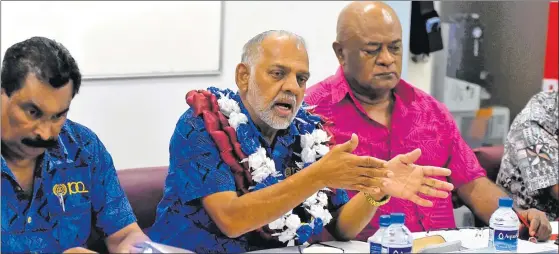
[148,30,454,253]
[1,37,150,253]
[305,1,552,241]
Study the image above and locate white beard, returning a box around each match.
[245,75,299,130]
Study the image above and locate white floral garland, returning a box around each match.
[217,93,333,243]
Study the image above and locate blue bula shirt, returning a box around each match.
[149,102,349,253]
[1,120,137,253]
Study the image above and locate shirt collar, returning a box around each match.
[44,130,74,173]
[330,67,351,104]
[1,157,11,176]
[330,66,416,106]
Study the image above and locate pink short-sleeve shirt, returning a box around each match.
[305,67,486,240]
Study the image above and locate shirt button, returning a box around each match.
[15,186,22,191]
[27,217,32,224]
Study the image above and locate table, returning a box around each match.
[149,222,558,253]
[246,241,368,253]
[245,239,557,253]
[138,241,194,253]
[246,230,558,253]
[410,225,558,253]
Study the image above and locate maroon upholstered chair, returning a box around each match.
[117,166,169,230]
[87,166,168,252]
[472,145,505,182]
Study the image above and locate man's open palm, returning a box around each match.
[381,149,455,207]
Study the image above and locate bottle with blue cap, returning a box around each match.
[381,213,413,254]
[489,197,520,252]
[368,215,391,253]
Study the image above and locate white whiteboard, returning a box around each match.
[0,1,224,79]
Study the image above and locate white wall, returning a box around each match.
[1,1,223,78]
[407,58,435,93]
[65,1,411,169]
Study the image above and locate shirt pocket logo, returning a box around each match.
[53,181,89,196]
[52,184,68,196]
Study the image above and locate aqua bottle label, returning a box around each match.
[385,246,412,254]
[493,228,518,251]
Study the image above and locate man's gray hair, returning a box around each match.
[241,30,307,67]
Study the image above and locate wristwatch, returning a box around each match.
[364,193,391,207]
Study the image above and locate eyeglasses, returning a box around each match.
[297,242,345,253]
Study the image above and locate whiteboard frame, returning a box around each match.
[82,1,225,81]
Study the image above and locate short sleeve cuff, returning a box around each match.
[180,179,237,202]
[452,167,487,190]
[105,213,138,237]
[97,199,138,236]
[522,164,559,192]
[328,189,349,211]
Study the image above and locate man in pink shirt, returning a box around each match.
[306,1,552,241]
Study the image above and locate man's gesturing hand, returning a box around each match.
[381,149,455,207]
[314,134,393,194]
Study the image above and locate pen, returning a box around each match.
[513,208,537,242]
[513,208,530,229]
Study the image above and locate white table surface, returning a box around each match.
[246,241,369,253]
[245,239,557,253]
[152,222,559,253]
[245,223,559,254]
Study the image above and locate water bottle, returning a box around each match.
[381,213,413,254]
[368,215,391,253]
[489,197,520,252]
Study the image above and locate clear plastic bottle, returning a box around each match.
[368,215,391,254]
[381,213,413,254]
[489,197,520,252]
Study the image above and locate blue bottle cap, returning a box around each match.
[379,215,391,227]
[390,213,405,224]
[499,197,513,208]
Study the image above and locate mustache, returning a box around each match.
[21,137,58,148]
[272,93,297,106]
